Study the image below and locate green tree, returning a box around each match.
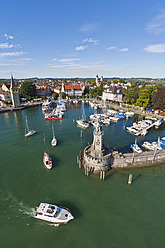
[60,92,66,99]
[52,92,59,100]
[20,81,36,99]
[125,86,139,104]
[136,88,150,108]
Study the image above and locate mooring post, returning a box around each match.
[100,170,103,180]
[80,130,82,138]
[153,148,157,161]
[79,159,81,168]
[85,166,87,175]
[87,167,89,176]
[132,151,135,163]
[103,170,105,180]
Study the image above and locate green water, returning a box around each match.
[1,104,165,248]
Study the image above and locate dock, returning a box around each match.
[134,122,156,136]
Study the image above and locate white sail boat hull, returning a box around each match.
[25,117,36,137]
[25,130,36,137]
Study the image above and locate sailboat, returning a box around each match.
[25,116,36,137]
[43,133,52,169]
[76,104,90,128]
[51,123,57,146]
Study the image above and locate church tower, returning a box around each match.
[10,75,20,108]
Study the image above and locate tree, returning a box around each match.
[125,86,139,104]
[52,92,59,100]
[60,92,66,99]
[152,86,165,110]
[136,88,150,108]
[20,81,36,99]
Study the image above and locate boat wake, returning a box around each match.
[18,202,36,217]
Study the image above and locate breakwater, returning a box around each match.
[112,149,165,168]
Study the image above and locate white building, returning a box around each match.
[102,86,123,102]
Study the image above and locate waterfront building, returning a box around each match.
[0,90,11,102]
[102,86,123,102]
[10,76,20,107]
[54,82,84,96]
[83,118,112,174]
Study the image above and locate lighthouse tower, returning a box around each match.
[83,117,112,174]
[10,75,20,108]
[91,118,103,158]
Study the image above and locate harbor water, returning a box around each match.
[1,103,165,248]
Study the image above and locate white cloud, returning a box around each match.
[52,58,57,61]
[119,48,129,52]
[106,46,116,50]
[146,10,165,35]
[75,45,88,51]
[83,38,99,45]
[4,34,14,39]
[0,51,25,58]
[144,44,165,53]
[0,43,20,49]
[58,58,80,63]
[80,23,99,32]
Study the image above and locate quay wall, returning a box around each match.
[0,102,42,113]
[111,149,165,168]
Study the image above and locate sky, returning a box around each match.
[1,0,165,79]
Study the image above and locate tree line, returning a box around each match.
[123,83,165,110]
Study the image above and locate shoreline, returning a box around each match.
[0,102,42,113]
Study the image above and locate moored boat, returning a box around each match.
[35,203,74,224]
[25,116,36,137]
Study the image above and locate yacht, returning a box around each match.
[142,141,162,151]
[130,140,142,153]
[42,99,53,111]
[43,152,52,169]
[25,116,36,137]
[76,119,90,128]
[35,203,74,224]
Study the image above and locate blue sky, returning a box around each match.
[1,0,165,78]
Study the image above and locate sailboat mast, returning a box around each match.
[43,133,46,153]
[25,116,29,134]
[52,123,55,137]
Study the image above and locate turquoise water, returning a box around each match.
[1,104,165,248]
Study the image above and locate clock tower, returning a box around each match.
[10,75,20,108]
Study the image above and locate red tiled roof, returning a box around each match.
[55,86,61,90]
[64,84,82,90]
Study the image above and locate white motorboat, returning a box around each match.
[42,99,53,111]
[141,129,148,136]
[43,152,52,169]
[76,119,90,128]
[43,134,52,169]
[25,116,36,137]
[35,203,74,224]
[142,141,162,151]
[51,123,57,146]
[130,139,142,153]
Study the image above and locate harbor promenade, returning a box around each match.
[0,101,42,113]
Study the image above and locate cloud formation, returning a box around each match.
[59,58,80,63]
[75,45,88,51]
[106,46,116,50]
[0,42,20,49]
[4,34,14,40]
[83,38,99,45]
[144,44,165,53]
[146,10,165,35]
[0,51,25,58]
[119,48,129,52]
[80,23,99,32]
